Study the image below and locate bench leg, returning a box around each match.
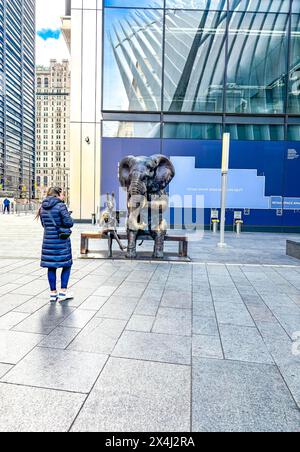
[179,242,184,257]
[183,241,188,257]
[179,241,188,257]
[81,237,88,255]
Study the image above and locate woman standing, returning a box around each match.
[39,187,74,303]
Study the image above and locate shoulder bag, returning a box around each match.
[46,209,72,240]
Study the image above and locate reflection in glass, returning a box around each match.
[287,125,300,141]
[164,8,227,112]
[166,0,227,9]
[225,124,285,140]
[288,15,300,113]
[226,12,288,114]
[163,123,222,139]
[102,121,161,138]
[103,1,299,116]
[103,9,163,111]
[229,0,291,13]
[292,0,300,14]
[105,1,164,7]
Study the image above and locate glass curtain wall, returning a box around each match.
[288,12,300,113]
[103,0,300,117]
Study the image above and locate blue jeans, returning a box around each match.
[48,267,71,292]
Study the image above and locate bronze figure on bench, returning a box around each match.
[119,155,175,259]
[99,193,125,258]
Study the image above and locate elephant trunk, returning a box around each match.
[129,172,147,197]
[127,172,147,231]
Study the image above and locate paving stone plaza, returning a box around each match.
[0,215,300,432]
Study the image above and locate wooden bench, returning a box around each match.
[81,231,188,257]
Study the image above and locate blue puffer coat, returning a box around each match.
[40,196,74,269]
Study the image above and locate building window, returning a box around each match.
[226,11,288,114]
[163,123,222,140]
[102,121,161,138]
[288,125,300,141]
[288,14,300,114]
[103,8,163,111]
[164,9,226,113]
[166,0,215,7]
[225,124,285,141]
[105,0,163,6]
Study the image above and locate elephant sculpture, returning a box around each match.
[118,154,175,259]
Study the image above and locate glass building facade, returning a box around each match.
[0,0,36,199]
[101,0,300,231]
[103,0,300,122]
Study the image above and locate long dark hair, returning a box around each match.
[36,187,63,220]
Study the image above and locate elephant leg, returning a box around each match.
[153,231,166,259]
[126,230,138,259]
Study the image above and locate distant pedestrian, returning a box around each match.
[3,198,10,214]
[37,187,74,303]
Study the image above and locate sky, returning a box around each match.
[36,0,69,66]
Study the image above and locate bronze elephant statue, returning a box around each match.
[119,155,175,259]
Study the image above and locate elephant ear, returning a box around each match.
[119,156,134,188]
[151,155,175,192]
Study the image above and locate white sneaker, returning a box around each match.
[57,292,74,303]
[50,293,58,303]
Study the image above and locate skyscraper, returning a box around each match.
[0,0,36,200]
[36,60,71,203]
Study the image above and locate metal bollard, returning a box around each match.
[235,220,243,235]
[212,220,219,234]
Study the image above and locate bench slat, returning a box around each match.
[81,232,188,241]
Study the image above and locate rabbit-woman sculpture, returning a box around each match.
[99,193,125,258]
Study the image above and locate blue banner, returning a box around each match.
[101,137,300,228]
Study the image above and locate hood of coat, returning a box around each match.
[41,196,62,210]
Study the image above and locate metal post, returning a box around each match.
[218,133,230,248]
[236,221,243,235]
[212,221,219,234]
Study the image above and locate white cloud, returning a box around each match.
[36,35,69,67]
[36,0,65,30]
[36,0,69,66]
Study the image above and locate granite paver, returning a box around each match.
[192,359,300,432]
[1,215,300,431]
[71,358,191,432]
[0,383,86,432]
